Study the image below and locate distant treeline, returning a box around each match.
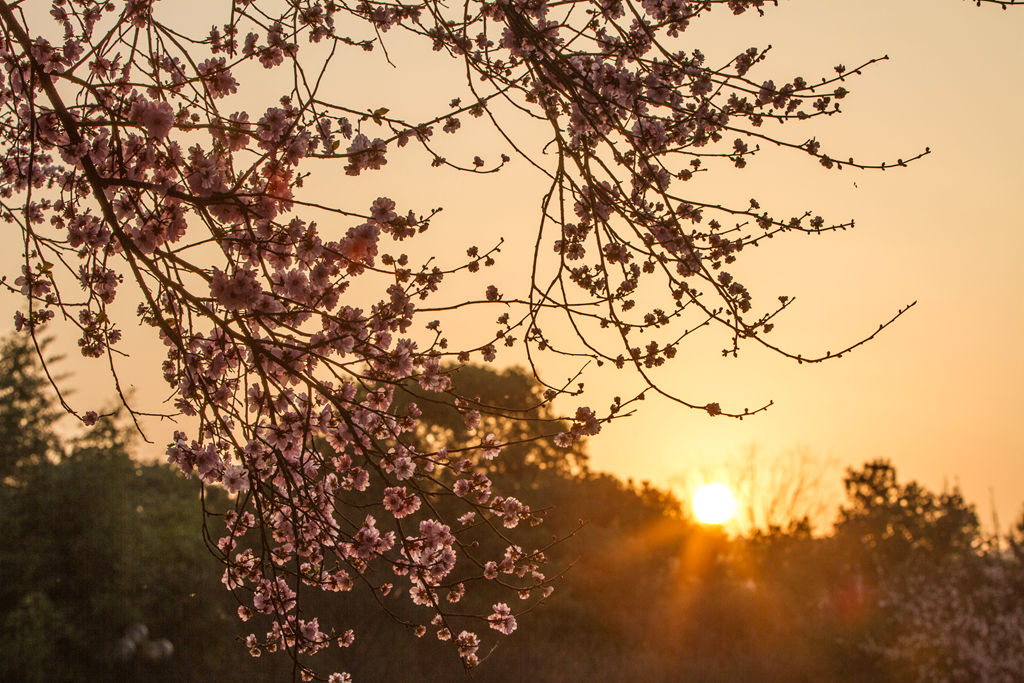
[1,338,1022,682]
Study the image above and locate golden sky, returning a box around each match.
[587,0,1024,531]
[5,0,1022,532]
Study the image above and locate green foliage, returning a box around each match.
[0,335,282,682]
[0,335,63,480]
[0,592,66,683]
[837,459,981,574]
[1,344,1020,682]
[833,461,1023,681]
[1008,505,1024,564]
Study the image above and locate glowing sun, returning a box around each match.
[692,483,737,525]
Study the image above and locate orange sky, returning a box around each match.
[588,0,1024,532]
[5,0,1022,533]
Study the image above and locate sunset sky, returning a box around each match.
[590,0,1024,531]
[587,0,1024,531]
[5,0,1022,533]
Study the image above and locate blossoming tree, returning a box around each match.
[1,0,1018,679]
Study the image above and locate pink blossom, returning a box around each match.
[382,486,421,518]
[481,433,501,460]
[344,134,388,175]
[339,223,379,265]
[371,197,397,224]
[487,602,517,635]
[456,630,480,666]
[222,464,250,494]
[129,98,174,140]
[198,57,239,98]
[210,268,262,310]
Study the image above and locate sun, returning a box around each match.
[692,483,737,525]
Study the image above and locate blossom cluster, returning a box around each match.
[2,0,1006,678]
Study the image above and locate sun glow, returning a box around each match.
[692,483,737,525]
